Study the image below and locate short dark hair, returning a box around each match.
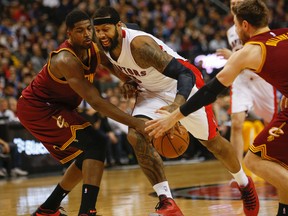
[232,0,269,28]
[93,6,120,25]
[65,9,90,29]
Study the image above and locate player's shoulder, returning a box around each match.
[233,43,262,71]
[50,49,82,71]
[130,33,154,50]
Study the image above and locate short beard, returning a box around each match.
[82,42,92,50]
[240,33,250,44]
[102,26,119,52]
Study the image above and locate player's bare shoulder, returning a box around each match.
[50,50,81,78]
[240,44,262,72]
[130,35,171,71]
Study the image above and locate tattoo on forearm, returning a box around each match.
[133,132,166,185]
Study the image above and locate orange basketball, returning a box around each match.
[152,123,190,158]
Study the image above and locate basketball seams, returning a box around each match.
[166,134,180,157]
[161,134,166,157]
[152,125,190,158]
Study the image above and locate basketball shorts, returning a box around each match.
[230,69,277,123]
[250,108,288,169]
[132,89,217,140]
[17,96,91,164]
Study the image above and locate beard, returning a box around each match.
[239,31,250,44]
[101,27,119,52]
[82,41,92,49]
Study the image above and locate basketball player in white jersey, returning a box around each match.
[216,0,277,164]
[94,6,258,216]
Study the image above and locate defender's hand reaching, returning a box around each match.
[145,109,179,138]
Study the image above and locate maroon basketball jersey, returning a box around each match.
[246,28,288,97]
[247,28,288,168]
[22,40,101,109]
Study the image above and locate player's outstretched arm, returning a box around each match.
[52,51,146,135]
[146,44,261,138]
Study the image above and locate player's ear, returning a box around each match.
[117,21,123,28]
[67,29,71,37]
[120,21,126,28]
[242,20,249,30]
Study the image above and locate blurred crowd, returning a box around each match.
[0,0,287,175]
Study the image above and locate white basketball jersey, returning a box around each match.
[103,28,215,140]
[104,28,186,94]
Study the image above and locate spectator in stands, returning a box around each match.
[0,97,18,123]
[7,96,19,120]
[0,138,28,177]
[30,43,46,72]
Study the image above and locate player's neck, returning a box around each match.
[67,40,88,61]
[109,42,122,61]
[251,26,270,37]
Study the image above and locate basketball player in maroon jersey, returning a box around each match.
[17,10,146,216]
[146,0,288,215]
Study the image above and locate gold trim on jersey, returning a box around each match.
[250,144,288,169]
[53,122,91,164]
[266,32,288,46]
[92,42,101,65]
[62,122,91,150]
[60,150,83,164]
[47,47,93,83]
[245,41,266,73]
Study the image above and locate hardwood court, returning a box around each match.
[0,160,278,216]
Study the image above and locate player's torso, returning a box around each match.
[105,28,185,92]
[247,28,288,97]
[22,41,100,109]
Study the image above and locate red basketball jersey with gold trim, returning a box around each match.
[247,28,288,97]
[22,40,100,109]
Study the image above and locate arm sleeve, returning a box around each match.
[163,58,195,99]
[179,77,228,116]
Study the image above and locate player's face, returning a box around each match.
[68,20,93,49]
[94,24,119,52]
[234,15,250,43]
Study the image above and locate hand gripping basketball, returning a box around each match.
[152,122,190,158]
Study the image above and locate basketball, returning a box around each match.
[152,123,190,158]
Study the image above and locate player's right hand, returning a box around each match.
[121,80,139,99]
[216,48,233,60]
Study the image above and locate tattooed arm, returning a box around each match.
[130,36,195,111]
[130,36,172,71]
